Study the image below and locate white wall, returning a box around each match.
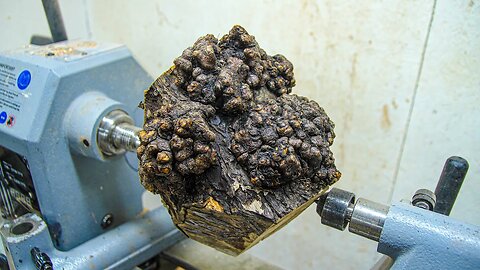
[1,1,479,269]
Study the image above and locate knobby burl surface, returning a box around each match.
[138,25,341,255]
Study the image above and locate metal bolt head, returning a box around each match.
[412,189,436,211]
[101,213,114,229]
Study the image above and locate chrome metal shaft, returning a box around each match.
[111,123,141,152]
[97,110,141,156]
[317,188,389,242]
[349,198,389,241]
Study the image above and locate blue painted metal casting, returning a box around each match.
[0,41,183,269]
[378,203,480,270]
[1,208,184,270]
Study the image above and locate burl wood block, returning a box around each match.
[137,25,341,255]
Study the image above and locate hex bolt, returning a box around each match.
[101,213,114,229]
[412,189,436,211]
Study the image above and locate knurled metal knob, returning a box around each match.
[412,189,436,211]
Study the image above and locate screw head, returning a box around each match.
[101,213,114,229]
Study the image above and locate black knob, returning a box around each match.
[433,156,469,216]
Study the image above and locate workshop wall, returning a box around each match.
[1,1,479,269]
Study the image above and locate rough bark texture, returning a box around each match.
[138,25,341,255]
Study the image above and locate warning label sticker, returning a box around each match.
[0,63,28,128]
